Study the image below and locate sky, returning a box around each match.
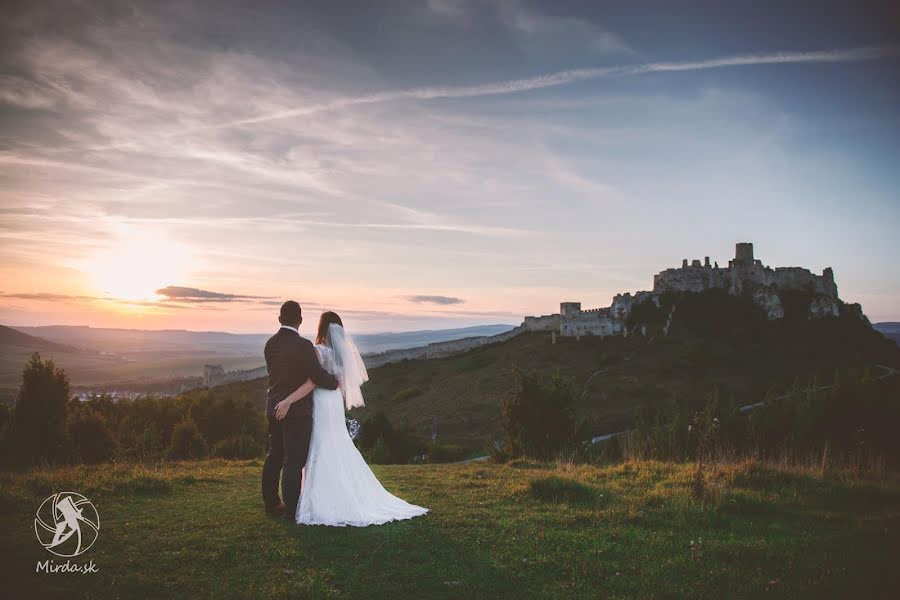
[1,0,899,334]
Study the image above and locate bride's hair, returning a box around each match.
[315,311,343,345]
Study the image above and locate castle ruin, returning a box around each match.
[523,242,845,338]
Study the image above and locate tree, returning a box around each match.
[358,410,394,451]
[502,368,581,460]
[165,418,208,460]
[131,423,165,462]
[11,353,69,465]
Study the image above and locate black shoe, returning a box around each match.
[266,502,287,516]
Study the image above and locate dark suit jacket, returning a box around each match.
[264,327,338,417]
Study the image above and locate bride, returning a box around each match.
[276,311,428,527]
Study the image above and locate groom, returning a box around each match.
[262,300,339,519]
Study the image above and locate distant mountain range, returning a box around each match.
[10,323,517,356]
[0,323,516,398]
[874,322,900,346]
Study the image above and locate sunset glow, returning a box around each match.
[88,234,193,302]
[1,2,898,334]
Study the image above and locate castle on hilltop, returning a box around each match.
[523,242,848,338]
[358,242,861,370]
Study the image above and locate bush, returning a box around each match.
[212,434,264,459]
[166,418,208,460]
[131,423,165,462]
[529,477,596,503]
[501,368,581,460]
[365,436,391,464]
[359,411,394,451]
[70,411,116,464]
[426,442,467,463]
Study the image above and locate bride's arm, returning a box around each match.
[273,378,316,420]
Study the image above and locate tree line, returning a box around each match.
[0,353,461,468]
[496,364,900,471]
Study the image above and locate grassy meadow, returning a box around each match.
[1,458,898,598]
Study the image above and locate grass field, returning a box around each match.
[1,459,898,598]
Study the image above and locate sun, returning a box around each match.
[90,233,192,302]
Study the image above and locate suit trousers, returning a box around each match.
[261,411,313,516]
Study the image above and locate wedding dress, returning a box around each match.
[296,324,428,527]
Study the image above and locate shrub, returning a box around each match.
[70,411,117,464]
[501,368,581,460]
[165,418,208,460]
[358,411,394,451]
[529,477,595,503]
[426,442,467,463]
[131,423,165,462]
[365,436,391,464]
[212,434,264,459]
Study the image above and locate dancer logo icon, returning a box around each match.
[34,492,100,557]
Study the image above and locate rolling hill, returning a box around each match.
[212,293,900,452]
[0,324,82,354]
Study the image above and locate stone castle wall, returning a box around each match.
[362,325,527,369]
[523,314,561,332]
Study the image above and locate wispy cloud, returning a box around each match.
[0,292,193,310]
[405,295,466,305]
[200,46,899,131]
[155,286,272,303]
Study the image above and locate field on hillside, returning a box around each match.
[1,459,898,598]
[222,320,900,452]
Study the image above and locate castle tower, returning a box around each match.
[735,242,754,263]
[560,302,582,319]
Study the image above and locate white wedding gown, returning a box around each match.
[296,343,428,527]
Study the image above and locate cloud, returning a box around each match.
[199,45,899,131]
[405,295,466,305]
[0,292,99,302]
[493,0,633,55]
[0,292,194,310]
[423,0,632,54]
[155,286,271,303]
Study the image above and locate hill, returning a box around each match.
[12,325,269,355]
[1,459,897,598]
[875,322,900,346]
[0,324,82,354]
[0,325,107,403]
[213,292,900,452]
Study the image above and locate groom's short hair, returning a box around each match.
[279,300,302,325]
